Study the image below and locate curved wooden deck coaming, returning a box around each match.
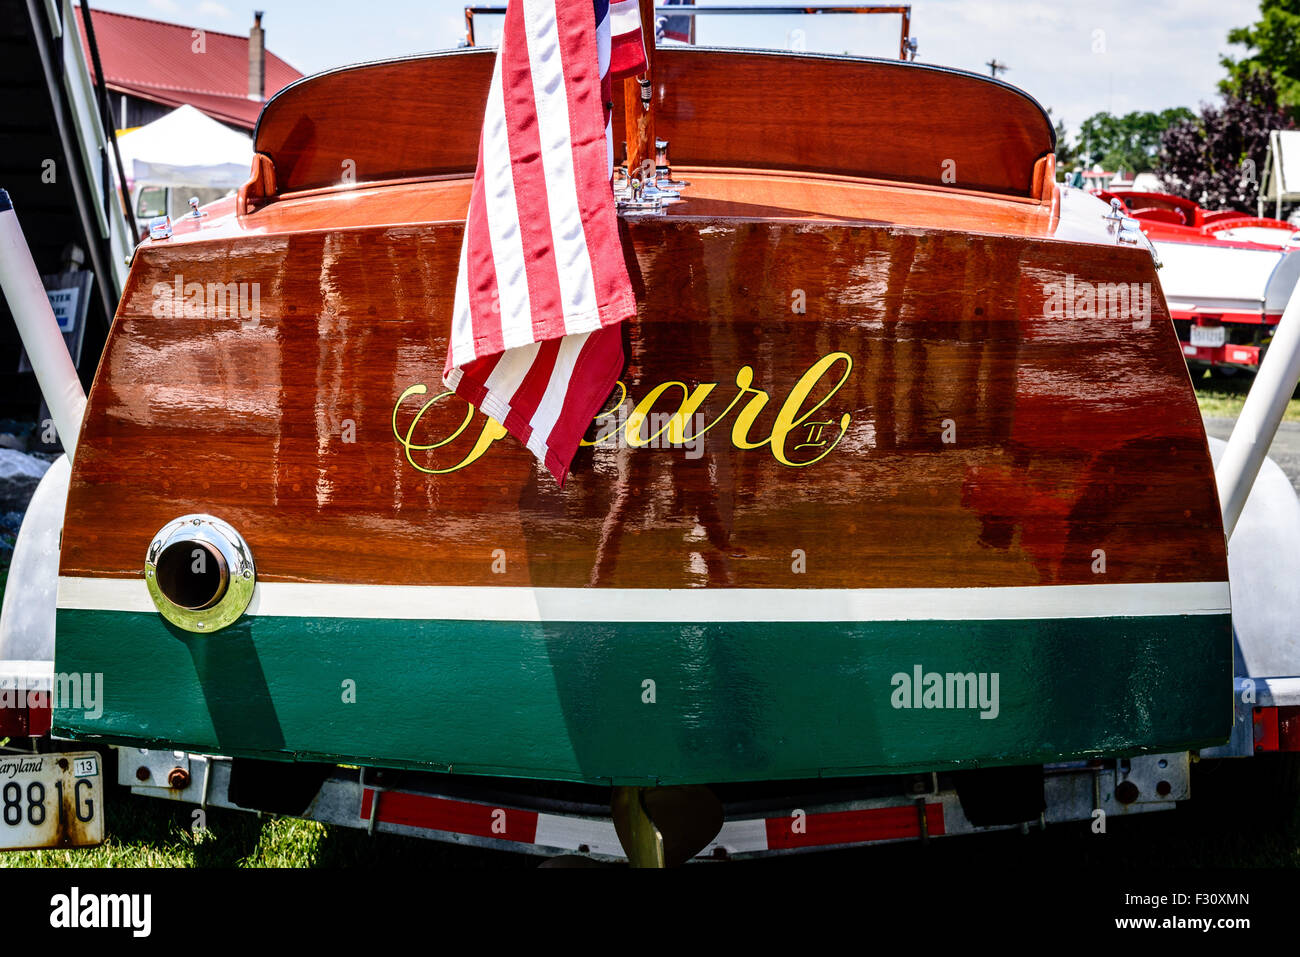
[253,47,1054,199]
[62,206,1224,591]
[190,171,1059,240]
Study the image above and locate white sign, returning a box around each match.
[45,286,81,333]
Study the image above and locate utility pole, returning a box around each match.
[986,58,1008,79]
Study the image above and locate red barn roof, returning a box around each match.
[74,8,303,131]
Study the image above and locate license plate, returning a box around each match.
[1190,325,1226,348]
[0,752,104,850]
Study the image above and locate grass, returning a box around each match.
[1191,368,1300,421]
[0,755,530,868]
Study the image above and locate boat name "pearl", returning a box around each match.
[392,352,854,474]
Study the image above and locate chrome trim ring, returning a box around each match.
[145,514,255,633]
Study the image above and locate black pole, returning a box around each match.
[79,1,139,241]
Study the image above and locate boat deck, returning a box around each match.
[160,169,1117,247]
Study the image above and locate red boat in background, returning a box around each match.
[1100,189,1300,373]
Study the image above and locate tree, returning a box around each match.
[1157,73,1293,213]
[1074,109,1196,174]
[1221,0,1300,115]
[1048,108,1079,172]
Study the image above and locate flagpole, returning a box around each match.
[623,0,656,181]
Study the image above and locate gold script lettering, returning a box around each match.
[624,381,717,447]
[394,352,854,474]
[392,384,506,474]
[770,352,853,466]
[729,366,773,450]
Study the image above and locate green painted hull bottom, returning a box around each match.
[53,609,1232,786]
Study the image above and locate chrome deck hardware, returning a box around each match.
[1104,199,1162,269]
[613,153,681,215]
[148,215,172,241]
[655,139,688,190]
[615,171,664,215]
[1103,197,1127,230]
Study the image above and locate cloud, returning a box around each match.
[197,1,231,17]
[912,0,1261,136]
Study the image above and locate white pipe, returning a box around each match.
[1217,268,1300,540]
[0,190,87,461]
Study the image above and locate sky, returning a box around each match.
[83,0,1265,139]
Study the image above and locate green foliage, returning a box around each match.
[1157,73,1293,212]
[1049,109,1079,172]
[1073,109,1196,174]
[1221,0,1300,114]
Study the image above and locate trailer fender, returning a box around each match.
[1208,436,1300,680]
[1264,245,1300,316]
[0,453,70,669]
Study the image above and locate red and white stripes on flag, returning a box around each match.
[609,0,650,78]
[443,0,647,485]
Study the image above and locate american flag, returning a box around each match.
[658,0,695,44]
[443,0,647,485]
[609,0,650,76]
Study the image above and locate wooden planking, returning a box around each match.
[168,171,1055,243]
[62,216,1224,591]
[627,51,1053,196]
[254,48,1053,198]
[253,51,496,193]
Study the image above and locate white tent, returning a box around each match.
[1259,130,1300,219]
[1130,172,1164,192]
[115,104,253,189]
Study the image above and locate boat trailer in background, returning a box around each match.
[464,4,918,61]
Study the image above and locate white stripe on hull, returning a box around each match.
[57,578,1231,623]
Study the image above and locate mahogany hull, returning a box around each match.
[49,49,1229,785]
[52,209,1232,784]
[60,219,1221,589]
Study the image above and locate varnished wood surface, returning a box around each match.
[64,214,1224,590]
[168,169,1057,244]
[625,50,1053,198]
[254,47,1054,199]
[622,0,655,177]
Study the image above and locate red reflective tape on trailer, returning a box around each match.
[30,705,50,736]
[0,703,50,738]
[1215,312,1275,325]
[359,788,539,844]
[1253,707,1280,751]
[764,802,945,850]
[1278,707,1300,752]
[1170,310,1276,326]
